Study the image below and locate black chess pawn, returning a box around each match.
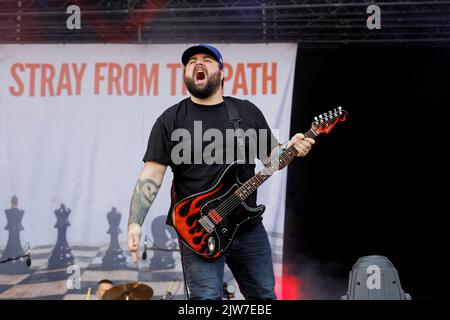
[0,195,30,274]
[148,216,177,270]
[48,203,75,269]
[101,207,126,269]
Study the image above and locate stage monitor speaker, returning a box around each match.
[341,255,411,300]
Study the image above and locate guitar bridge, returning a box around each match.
[198,215,215,234]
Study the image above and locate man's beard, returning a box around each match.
[184,70,221,99]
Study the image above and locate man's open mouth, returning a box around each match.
[196,70,206,80]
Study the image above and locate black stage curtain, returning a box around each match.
[284,47,450,300]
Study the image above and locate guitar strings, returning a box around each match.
[214,153,284,217]
[211,127,318,221]
[213,147,295,220]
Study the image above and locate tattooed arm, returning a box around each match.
[127,161,167,262]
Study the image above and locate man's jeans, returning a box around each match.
[180,222,276,300]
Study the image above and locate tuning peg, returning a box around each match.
[319,115,323,119]
[333,108,337,113]
[314,116,318,121]
[338,106,342,111]
[329,110,332,115]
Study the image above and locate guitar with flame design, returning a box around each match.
[171,107,348,259]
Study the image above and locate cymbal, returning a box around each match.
[102,282,153,300]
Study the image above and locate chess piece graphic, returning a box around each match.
[0,195,30,274]
[148,215,177,270]
[48,204,75,269]
[101,207,127,269]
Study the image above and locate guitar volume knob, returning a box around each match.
[207,236,216,254]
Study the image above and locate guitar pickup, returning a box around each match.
[198,215,215,234]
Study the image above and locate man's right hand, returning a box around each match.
[128,223,142,263]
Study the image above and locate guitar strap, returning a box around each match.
[224,97,246,162]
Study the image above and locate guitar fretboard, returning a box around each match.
[234,129,317,202]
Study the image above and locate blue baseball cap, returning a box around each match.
[181,44,224,69]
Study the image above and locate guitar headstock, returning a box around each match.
[311,106,348,135]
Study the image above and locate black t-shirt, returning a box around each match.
[143,96,279,231]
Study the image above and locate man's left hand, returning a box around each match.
[288,133,315,157]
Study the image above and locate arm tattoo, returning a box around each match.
[128,178,161,226]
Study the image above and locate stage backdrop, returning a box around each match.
[0,44,296,299]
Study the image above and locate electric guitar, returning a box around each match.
[171,107,348,259]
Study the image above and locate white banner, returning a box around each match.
[0,44,297,298]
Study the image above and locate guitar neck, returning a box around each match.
[234,129,317,202]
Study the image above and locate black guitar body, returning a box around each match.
[171,161,265,259]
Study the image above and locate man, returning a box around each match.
[96,279,113,300]
[127,44,315,300]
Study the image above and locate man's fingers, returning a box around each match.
[294,133,305,140]
[128,233,137,250]
[294,139,315,156]
[288,133,315,157]
[291,134,315,144]
[294,145,308,156]
[131,250,139,263]
[128,230,140,263]
[295,140,312,151]
[129,239,139,263]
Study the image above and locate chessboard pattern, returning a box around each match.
[0,243,279,300]
[0,234,282,300]
[0,196,284,300]
[0,243,187,300]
